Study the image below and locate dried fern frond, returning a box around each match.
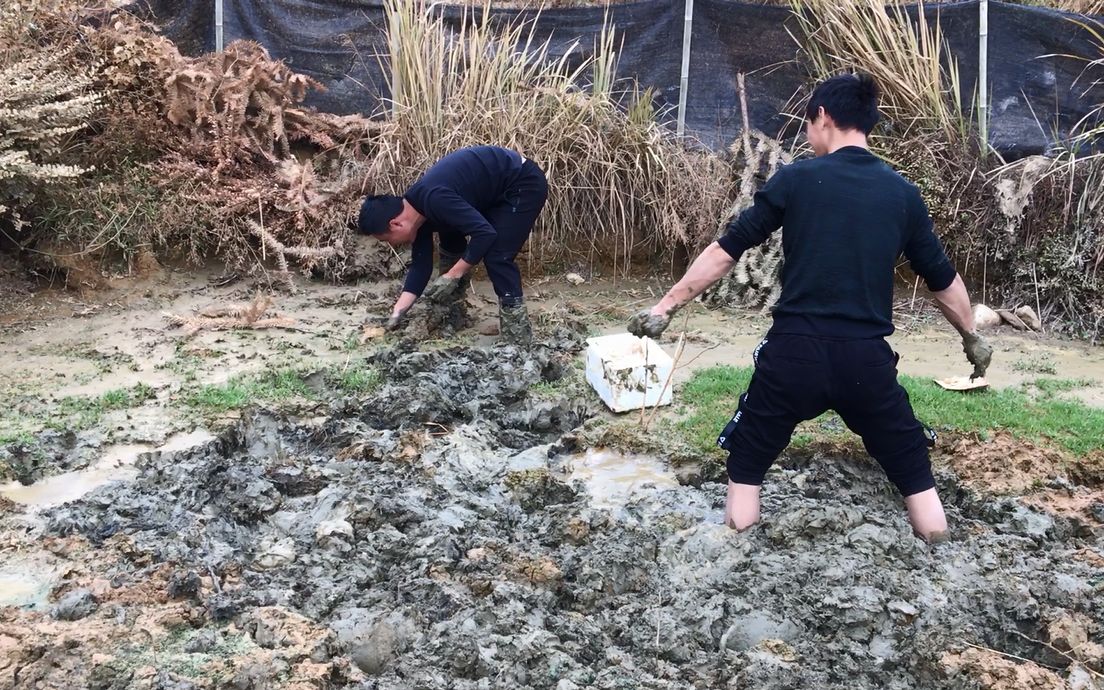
[163,294,298,336]
[0,50,101,220]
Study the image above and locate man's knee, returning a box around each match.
[878,450,936,497]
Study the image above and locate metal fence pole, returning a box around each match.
[676,0,694,137]
[979,0,988,158]
[215,0,224,52]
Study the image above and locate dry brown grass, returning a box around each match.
[378,0,733,275]
[790,0,970,147]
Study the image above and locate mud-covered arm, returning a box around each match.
[931,274,975,336]
[651,243,738,316]
[932,270,992,379]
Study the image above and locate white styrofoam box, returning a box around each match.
[585,333,674,413]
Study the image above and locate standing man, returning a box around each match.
[628,74,992,542]
[356,145,548,346]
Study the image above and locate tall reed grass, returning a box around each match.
[378,0,733,276]
[789,0,971,147]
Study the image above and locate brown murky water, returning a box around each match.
[566,448,680,510]
[0,429,214,508]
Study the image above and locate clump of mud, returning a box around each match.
[2,332,1103,689]
[0,429,107,485]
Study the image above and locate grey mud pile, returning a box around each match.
[3,330,1103,689]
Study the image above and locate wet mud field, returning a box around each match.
[2,274,1104,689]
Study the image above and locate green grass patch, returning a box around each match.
[900,374,1104,455]
[109,626,259,682]
[1024,377,1096,399]
[43,383,155,432]
[674,365,1104,458]
[0,429,36,447]
[187,361,381,414]
[187,368,315,413]
[155,345,206,383]
[324,361,381,395]
[1012,353,1058,376]
[673,365,752,456]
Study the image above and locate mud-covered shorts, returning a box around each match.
[717,332,937,496]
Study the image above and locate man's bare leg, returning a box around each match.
[904,488,948,542]
[725,481,762,531]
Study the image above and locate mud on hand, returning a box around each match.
[423,276,462,305]
[962,331,993,379]
[627,309,670,338]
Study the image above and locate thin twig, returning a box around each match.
[737,72,752,159]
[644,332,686,431]
[960,642,1063,671]
[1031,263,1045,334]
[674,342,722,370]
[1007,630,1104,678]
[643,311,691,430]
[983,245,988,306]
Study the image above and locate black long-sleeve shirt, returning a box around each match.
[717,146,956,338]
[401,146,527,295]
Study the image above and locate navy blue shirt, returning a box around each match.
[717,146,956,338]
[401,146,527,295]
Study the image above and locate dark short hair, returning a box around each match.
[356,195,404,235]
[806,73,880,135]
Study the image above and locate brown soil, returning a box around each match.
[940,647,1068,689]
[1023,488,1104,530]
[939,433,1069,495]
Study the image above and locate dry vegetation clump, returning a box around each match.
[1,0,735,289]
[701,124,792,311]
[0,2,102,232]
[164,294,299,336]
[1,1,396,286]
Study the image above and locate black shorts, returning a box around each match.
[717,332,936,496]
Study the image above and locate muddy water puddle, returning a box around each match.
[0,428,214,508]
[0,559,57,609]
[565,448,680,510]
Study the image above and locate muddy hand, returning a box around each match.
[385,308,409,332]
[961,331,993,379]
[423,276,461,305]
[627,309,670,338]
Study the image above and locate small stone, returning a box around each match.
[52,588,97,621]
[254,537,296,569]
[183,629,220,654]
[466,547,487,562]
[1014,305,1042,330]
[972,304,1002,330]
[997,309,1030,330]
[315,519,354,542]
[206,593,239,622]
